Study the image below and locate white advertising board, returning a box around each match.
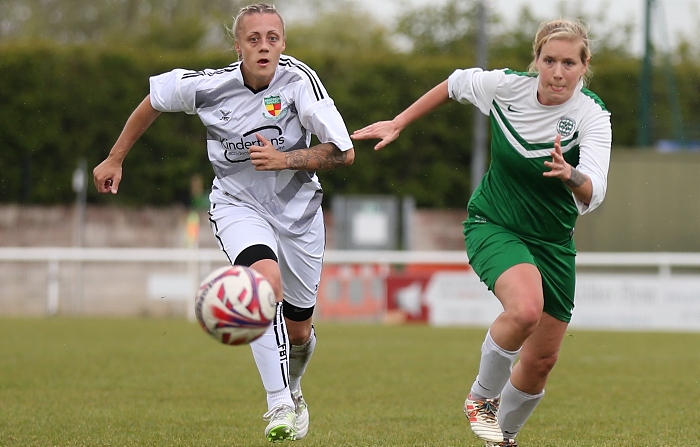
[424,271,700,332]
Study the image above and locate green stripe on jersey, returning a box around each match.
[492,101,579,152]
[581,87,608,112]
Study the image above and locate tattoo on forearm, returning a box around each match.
[565,168,586,188]
[285,144,347,170]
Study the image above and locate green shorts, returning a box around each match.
[463,218,577,323]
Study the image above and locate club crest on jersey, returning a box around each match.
[262,95,288,120]
[556,116,576,137]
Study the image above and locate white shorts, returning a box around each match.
[208,203,325,309]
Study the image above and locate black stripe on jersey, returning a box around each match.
[279,56,325,101]
[181,62,240,80]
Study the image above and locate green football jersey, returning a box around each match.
[448,68,612,243]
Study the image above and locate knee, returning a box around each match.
[284,302,314,345]
[249,259,283,302]
[523,351,559,378]
[287,324,312,346]
[509,302,543,335]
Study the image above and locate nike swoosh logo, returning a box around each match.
[507,105,522,113]
[477,380,491,391]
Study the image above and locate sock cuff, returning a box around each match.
[292,327,316,350]
[485,330,520,357]
[506,380,545,400]
[267,387,293,410]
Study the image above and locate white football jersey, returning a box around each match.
[149,55,353,236]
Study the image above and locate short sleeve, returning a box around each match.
[303,100,353,151]
[290,70,353,151]
[149,69,198,115]
[448,68,505,115]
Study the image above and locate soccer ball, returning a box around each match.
[195,265,277,345]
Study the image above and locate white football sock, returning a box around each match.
[470,330,520,399]
[289,325,316,393]
[498,379,544,439]
[250,303,293,410]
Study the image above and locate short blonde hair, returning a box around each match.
[528,19,592,85]
[229,3,285,42]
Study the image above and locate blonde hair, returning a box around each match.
[228,3,285,54]
[528,19,592,85]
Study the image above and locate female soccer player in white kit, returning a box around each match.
[352,19,611,447]
[93,3,354,442]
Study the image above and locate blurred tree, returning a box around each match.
[0,0,397,52]
[395,0,639,66]
[395,0,482,58]
[0,0,246,50]
[285,10,395,56]
[0,0,687,61]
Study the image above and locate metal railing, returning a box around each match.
[1,248,699,320]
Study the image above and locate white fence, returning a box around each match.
[1,248,700,331]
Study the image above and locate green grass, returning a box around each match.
[0,319,698,447]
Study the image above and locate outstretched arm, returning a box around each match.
[351,80,450,150]
[93,95,161,194]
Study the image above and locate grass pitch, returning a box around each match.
[0,318,698,447]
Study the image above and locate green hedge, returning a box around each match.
[0,45,696,208]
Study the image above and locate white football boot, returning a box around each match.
[263,404,297,442]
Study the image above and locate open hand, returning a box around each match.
[542,134,572,181]
[351,120,401,151]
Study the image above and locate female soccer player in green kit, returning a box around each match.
[352,19,611,447]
